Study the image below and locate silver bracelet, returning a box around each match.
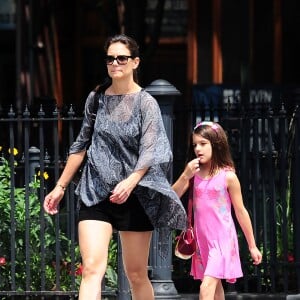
[56,183,66,191]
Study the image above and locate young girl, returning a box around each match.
[173,121,262,300]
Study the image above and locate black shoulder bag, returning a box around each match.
[72,92,99,185]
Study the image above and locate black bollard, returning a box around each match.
[117,235,131,300]
[146,79,181,299]
[28,146,41,182]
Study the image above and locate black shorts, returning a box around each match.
[78,193,154,232]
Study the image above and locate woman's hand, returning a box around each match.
[109,168,148,204]
[109,178,133,204]
[43,151,85,214]
[43,185,65,214]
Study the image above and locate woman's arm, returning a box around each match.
[56,151,86,187]
[43,150,86,214]
[227,171,262,265]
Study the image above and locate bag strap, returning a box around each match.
[91,91,100,121]
[187,178,194,227]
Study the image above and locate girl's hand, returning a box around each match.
[182,158,200,180]
[249,246,262,265]
[43,186,65,214]
[172,158,200,197]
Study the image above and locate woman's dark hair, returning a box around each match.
[104,34,140,61]
[187,122,235,175]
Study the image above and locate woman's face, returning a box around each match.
[106,42,139,81]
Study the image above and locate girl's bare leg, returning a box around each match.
[199,276,220,300]
[214,280,225,300]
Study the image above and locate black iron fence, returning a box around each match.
[0,107,94,299]
[0,88,300,298]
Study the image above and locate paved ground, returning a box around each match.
[104,293,299,299]
[179,293,300,300]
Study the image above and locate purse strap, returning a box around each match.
[187,178,194,227]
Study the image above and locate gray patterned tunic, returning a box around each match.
[69,89,187,238]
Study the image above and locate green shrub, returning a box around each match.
[0,153,117,292]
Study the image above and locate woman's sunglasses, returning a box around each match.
[105,55,133,65]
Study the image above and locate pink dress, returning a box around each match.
[190,169,243,283]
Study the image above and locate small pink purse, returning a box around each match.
[175,179,196,260]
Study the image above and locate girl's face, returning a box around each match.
[106,42,139,81]
[192,133,212,165]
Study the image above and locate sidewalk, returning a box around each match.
[179,292,299,300]
[102,292,299,300]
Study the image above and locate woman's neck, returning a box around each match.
[107,80,140,95]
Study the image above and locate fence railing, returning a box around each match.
[0,94,300,298]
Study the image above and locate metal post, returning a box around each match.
[15,0,22,114]
[145,79,181,299]
[28,146,40,181]
[240,0,251,111]
[291,88,300,291]
[117,235,131,300]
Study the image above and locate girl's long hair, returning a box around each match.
[187,122,235,175]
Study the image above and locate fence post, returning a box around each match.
[291,88,300,292]
[145,79,181,299]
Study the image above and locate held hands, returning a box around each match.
[249,246,263,265]
[43,185,65,215]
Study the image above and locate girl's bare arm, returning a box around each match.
[227,171,262,265]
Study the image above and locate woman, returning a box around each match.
[43,34,186,300]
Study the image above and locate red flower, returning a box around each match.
[0,257,6,266]
[287,253,294,262]
[75,264,83,276]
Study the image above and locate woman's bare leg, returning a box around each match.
[78,220,113,300]
[119,231,154,300]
